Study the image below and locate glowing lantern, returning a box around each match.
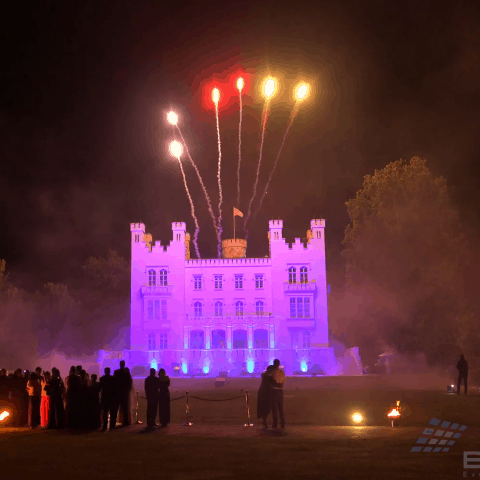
[212,88,220,104]
[167,111,178,125]
[236,77,244,91]
[169,140,183,159]
[296,84,308,100]
[264,78,275,98]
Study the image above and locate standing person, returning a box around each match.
[27,372,42,429]
[257,365,275,428]
[271,359,286,429]
[125,367,136,424]
[66,366,80,429]
[158,369,170,427]
[40,371,51,428]
[457,354,469,395]
[0,369,9,403]
[99,367,115,431]
[46,368,66,429]
[144,369,159,427]
[112,360,132,427]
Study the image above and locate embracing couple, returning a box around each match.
[257,359,285,429]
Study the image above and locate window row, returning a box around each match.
[194,274,264,291]
[147,300,167,321]
[147,333,168,350]
[148,269,168,286]
[291,331,311,348]
[189,328,270,349]
[288,267,309,284]
[289,297,312,318]
[193,300,265,318]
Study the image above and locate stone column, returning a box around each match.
[269,323,275,350]
[226,324,233,350]
[247,324,254,349]
[205,325,211,349]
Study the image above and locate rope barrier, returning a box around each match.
[189,395,244,401]
[136,390,255,427]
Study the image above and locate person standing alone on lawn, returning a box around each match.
[457,354,468,395]
[271,359,286,429]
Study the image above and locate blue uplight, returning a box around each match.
[203,365,210,374]
[301,360,308,372]
[151,359,158,370]
[182,362,188,374]
[247,358,255,374]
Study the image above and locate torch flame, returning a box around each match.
[169,140,183,159]
[212,88,220,104]
[387,408,401,419]
[237,77,244,91]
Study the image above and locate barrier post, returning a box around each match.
[182,391,193,426]
[244,390,254,427]
[134,390,143,425]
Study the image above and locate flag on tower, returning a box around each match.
[233,207,244,217]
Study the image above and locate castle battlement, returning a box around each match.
[130,222,145,231]
[269,219,283,228]
[185,257,271,267]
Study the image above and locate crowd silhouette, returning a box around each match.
[1,358,289,430]
[0,360,136,430]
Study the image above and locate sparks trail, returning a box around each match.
[244,103,270,235]
[236,82,243,209]
[177,157,201,259]
[254,108,298,220]
[175,125,218,238]
[214,97,223,258]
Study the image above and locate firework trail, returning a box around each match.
[244,102,269,235]
[175,125,218,237]
[177,156,201,259]
[214,93,223,258]
[253,108,298,220]
[236,79,244,208]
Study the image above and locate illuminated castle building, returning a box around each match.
[99,219,338,376]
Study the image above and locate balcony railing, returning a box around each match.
[283,280,317,292]
[141,284,173,295]
[185,314,274,326]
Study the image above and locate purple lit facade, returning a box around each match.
[99,219,338,376]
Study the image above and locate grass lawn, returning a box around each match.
[1,375,478,479]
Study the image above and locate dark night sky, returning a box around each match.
[1,0,480,290]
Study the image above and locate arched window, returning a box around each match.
[212,329,226,349]
[148,269,156,286]
[159,269,168,286]
[255,301,264,316]
[254,329,268,348]
[235,301,244,317]
[190,330,204,349]
[288,267,296,284]
[300,266,308,284]
[215,301,223,317]
[233,329,247,349]
[148,333,156,350]
[194,301,202,318]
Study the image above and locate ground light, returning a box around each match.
[352,413,363,423]
[447,384,456,393]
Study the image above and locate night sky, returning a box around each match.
[2,1,480,290]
